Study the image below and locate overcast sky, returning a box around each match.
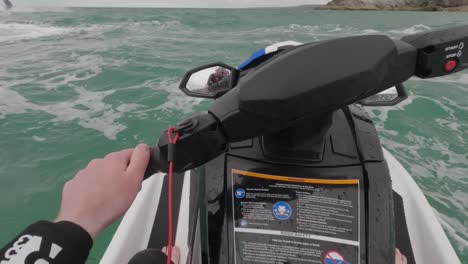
[13,0,329,8]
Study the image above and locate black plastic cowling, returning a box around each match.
[145,25,468,176]
[210,35,417,142]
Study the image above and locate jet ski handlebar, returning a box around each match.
[144,25,468,177]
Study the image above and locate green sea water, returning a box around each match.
[0,7,467,262]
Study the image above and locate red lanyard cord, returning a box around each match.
[166,127,179,264]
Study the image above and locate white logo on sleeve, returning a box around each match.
[1,235,62,264]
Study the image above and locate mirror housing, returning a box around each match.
[179,63,239,99]
[359,84,408,106]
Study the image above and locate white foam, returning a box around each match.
[389,24,431,35]
[243,25,382,49]
[0,86,38,117]
[437,212,468,253]
[369,93,467,149]
[155,78,204,114]
[0,51,125,96]
[452,190,468,209]
[361,29,380,34]
[0,76,202,140]
[289,23,355,33]
[116,78,205,118]
[383,133,467,251]
[370,91,466,177]
[0,22,73,43]
[383,129,467,178]
[0,86,143,140]
[32,136,46,142]
[257,23,431,42]
[289,24,320,32]
[421,73,468,88]
[36,55,105,90]
[246,24,378,39]
[367,93,415,124]
[116,104,143,113]
[0,19,149,44]
[126,20,185,32]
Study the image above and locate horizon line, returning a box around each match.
[11,4,325,9]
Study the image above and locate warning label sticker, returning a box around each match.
[231,169,360,264]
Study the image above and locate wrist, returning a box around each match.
[55,214,103,240]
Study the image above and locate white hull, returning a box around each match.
[383,148,459,263]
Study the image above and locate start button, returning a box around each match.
[444,59,458,72]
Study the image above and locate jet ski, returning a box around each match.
[101,25,468,264]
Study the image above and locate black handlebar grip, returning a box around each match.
[144,147,162,179]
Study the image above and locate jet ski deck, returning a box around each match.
[101,149,460,263]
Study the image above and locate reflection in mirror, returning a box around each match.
[360,87,398,105]
[186,66,232,96]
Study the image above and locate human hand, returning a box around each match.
[162,246,180,264]
[55,144,150,239]
[395,248,407,264]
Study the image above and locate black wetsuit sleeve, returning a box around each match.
[0,221,93,264]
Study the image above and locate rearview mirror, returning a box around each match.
[179,63,239,99]
[359,84,408,106]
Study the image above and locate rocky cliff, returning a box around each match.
[322,0,468,11]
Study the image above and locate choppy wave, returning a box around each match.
[0,22,73,42]
[389,24,432,34]
[153,78,204,113]
[0,77,200,139]
[0,18,188,43]
[423,73,468,87]
[241,23,435,46]
[438,213,468,253]
[245,23,380,38]
[0,86,125,139]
